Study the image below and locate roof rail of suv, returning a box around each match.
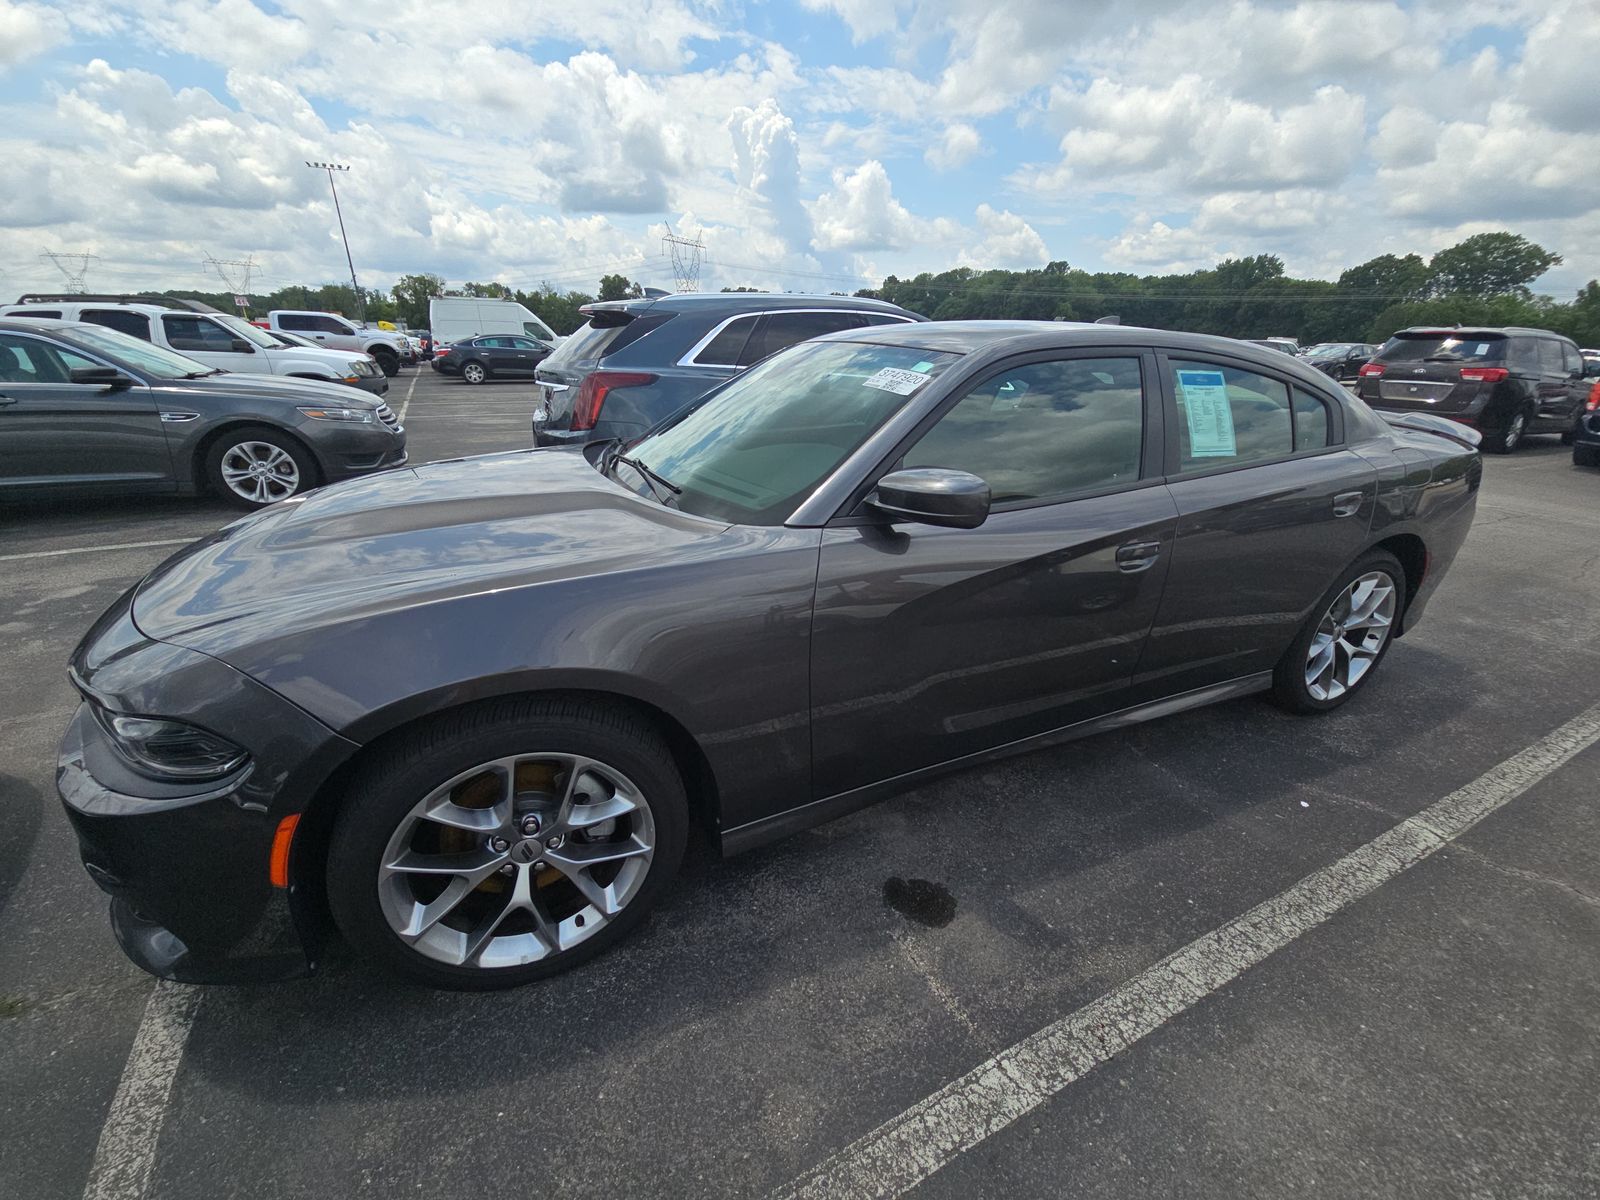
[12,293,226,314]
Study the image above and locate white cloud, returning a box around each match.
[0,1,66,69]
[810,160,928,253]
[926,123,981,171]
[957,205,1047,268]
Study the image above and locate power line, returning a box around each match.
[41,250,100,293]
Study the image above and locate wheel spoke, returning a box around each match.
[397,874,479,939]
[547,835,651,868]
[567,791,639,829]
[384,845,503,876]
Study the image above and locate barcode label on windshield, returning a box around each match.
[863,367,931,395]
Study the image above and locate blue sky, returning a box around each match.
[1,0,1596,300]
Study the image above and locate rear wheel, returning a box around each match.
[1271,551,1403,714]
[1481,407,1529,454]
[327,698,688,990]
[461,360,488,384]
[204,426,317,508]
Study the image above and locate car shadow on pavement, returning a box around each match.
[171,638,1481,1121]
[0,773,44,920]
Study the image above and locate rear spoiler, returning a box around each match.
[1379,410,1483,450]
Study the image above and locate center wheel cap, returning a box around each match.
[509,839,542,865]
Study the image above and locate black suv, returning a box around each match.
[531,293,924,447]
[1357,326,1589,453]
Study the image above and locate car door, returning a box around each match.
[1531,338,1573,430]
[160,314,256,373]
[507,337,544,376]
[0,331,173,492]
[1133,353,1377,698]
[809,350,1178,798]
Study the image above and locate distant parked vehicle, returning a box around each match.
[429,296,562,347]
[1242,338,1299,356]
[265,310,410,377]
[532,292,925,448]
[4,295,388,396]
[1357,326,1590,453]
[1571,367,1600,469]
[1301,342,1379,382]
[444,334,553,384]
[0,317,405,507]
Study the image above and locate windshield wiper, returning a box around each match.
[181,368,225,378]
[616,454,681,502]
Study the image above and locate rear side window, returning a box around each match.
[162,315,235,351]
[0,333,95,382]
[1538,339,1566,374]
[276,313,314,331]
[315,315,354,334]
[1375,333,1506,364]
[740,311,867,366]
[858,313,914,328]
[1169,359,1294,471]
[690,315,759,366]
[1292,388,1334,450]
[1563,343,1583,376]
[82,309,152,340]
[6,310,59,318]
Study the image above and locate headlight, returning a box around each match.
[93,709,249,781]
[297,405,374,422]
[349,360,373,376]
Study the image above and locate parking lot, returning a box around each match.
[3,365,1598,1199]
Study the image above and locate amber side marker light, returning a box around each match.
[269,814,301,888]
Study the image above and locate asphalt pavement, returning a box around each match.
[2,366,1597,1199]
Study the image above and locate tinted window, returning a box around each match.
[6,310,59,318]
[545,319,627,366]
[276,313,314,331]
[315,315,354,334]
[509,337,543,350]
[740,311,866,366]
[1538,339,1566,374]
[1563,343,1583,375]
[858,313,913,327]
[1375,333,1506,364]
[0,333,95,383]
[162,315,236,351]
[1169,359,1293,470]
[1292,388,1333,450]
[691,315,758,366]
[903,357,1144,503]
[81,310,153,340]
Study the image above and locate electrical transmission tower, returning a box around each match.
[204,254,258,315]
[663,224,704,293]
[41,251,99,293]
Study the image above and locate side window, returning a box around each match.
[82,309,152,340]
[740,311,866,366]
[858,314,913,328]
[902,357,1145,504]
[692,315,759,366]
[6,310,60,319]
[1562,343,1583,376]
[1292,388,1334,450]
[0,334,92,383]
[1538,339,1565,374]
[511,337,541,349]
[276,313,312,331]
[1169,358,1294,471]
[316,315,355,334]
[162,315,234,351]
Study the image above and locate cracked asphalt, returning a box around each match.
[2,367,1597,1198]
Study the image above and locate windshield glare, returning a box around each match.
[1377,334,1506,363]
[621,340,960,525]
[64,324,211,379]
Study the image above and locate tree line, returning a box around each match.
[137,231,1599,347]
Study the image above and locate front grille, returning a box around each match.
[376,403,400,430]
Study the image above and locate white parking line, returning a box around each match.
[82,982,202,1200]
[772,701,1600,1200]
[395,369,419,424]
[0,537,196,564]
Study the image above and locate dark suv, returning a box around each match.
[1357,326,1589,453]
[531,293,924,447]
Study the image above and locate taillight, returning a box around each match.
[1358,363,1385,378]
[1587,381,1600,412]
[1459,366,1508,383]
[571,371,657,431]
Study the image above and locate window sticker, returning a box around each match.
[912,361,935,373]
[1176,369,1236,457]
[1475,343,1491,355]
[864,367,932,395]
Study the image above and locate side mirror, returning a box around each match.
[69,366,134,389]
[230,339,254,353]
[869,468,991,529]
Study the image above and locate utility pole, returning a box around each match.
[305,162,364,322]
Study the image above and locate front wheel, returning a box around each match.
[204,426,317,508]
[327,699,688,990]
[1271,551,1404,714]
[371,347,400,377]
[461,360,488,384]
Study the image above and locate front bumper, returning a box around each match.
[304,416,409,482]
[57,598,359,983]
[353,374,390,396]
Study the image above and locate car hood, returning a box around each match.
[151,371,381,406]
[130,449,730,653]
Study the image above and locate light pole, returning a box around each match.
[306,161,364,323]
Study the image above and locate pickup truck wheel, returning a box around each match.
[371,347,400,377]
[205,426,318,508]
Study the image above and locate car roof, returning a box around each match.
[581,292,919,318]
[1393,325,1567,338]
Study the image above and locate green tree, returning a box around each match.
[1427,233,1562,299]
[597,273,642,302]
[390,273,446,329]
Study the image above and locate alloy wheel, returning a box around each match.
[219,440,301,504]
[1503,411,1526,450]
[377,753,656,969]
[463,363,486,383]
[1304,571,1397,701]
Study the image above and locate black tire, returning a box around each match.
[1575,444,1600,468]
[1270,550,1405,715]
[203,425,318,509]
[1560,429,1575,446]
[326,697,688,991]
[460,359,489,385]
[1480,406,1531,454]
[371,346,400,377]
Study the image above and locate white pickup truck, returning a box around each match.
[1,296,390,394]
[265,310,411,376]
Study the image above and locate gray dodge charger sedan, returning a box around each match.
[58,321,1481,990]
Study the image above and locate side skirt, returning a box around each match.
[720,672,1274,856]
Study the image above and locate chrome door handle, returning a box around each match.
[1115,540,1162,573]
[1332,491,1364,518]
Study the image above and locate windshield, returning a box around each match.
[62,324,213,379]
[1376,334,1506,364]
[1305,343,1352,358]
[618,340,960,525]
[214,313,282,349]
